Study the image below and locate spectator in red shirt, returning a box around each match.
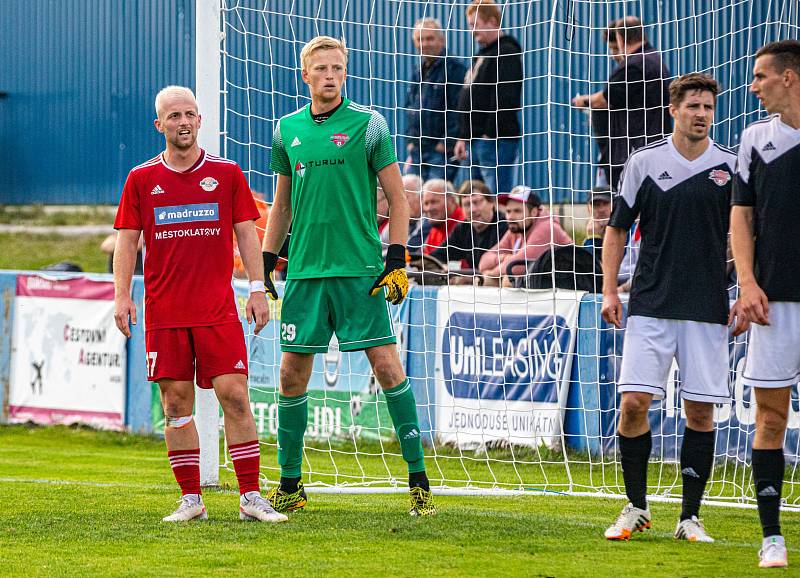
[479,185,572,285]
[421,178,465,254]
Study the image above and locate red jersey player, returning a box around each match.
[113,85,286,523]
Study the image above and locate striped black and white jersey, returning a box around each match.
[609,136,736,324]
[732,114,800,302]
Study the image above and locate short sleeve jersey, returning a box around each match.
[609,136,736,324]
[732,114,800,302]
[270,98,398,279]
[114,150,260,329]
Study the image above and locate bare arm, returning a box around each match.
[600,226,628,328]
[235,219,269,334]
[730,205,768,330]
[377,162,410,246]
[572,90,608,110]
[262,174,292,253]
[113,229,140,338]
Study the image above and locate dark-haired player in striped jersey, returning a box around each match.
[731,40,800,570]
[601,73,740,543]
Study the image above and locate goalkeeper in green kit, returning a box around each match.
[261,35,435,516]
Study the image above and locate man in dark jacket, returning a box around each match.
[453,0,523,197]
[404,18,467,183]
[573,17,672,189]
[430,179,507,275]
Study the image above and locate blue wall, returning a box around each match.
[2,1,798,204]
[0,0,194,205]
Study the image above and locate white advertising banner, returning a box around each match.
[435,287,582,449]
[9,274,127,429]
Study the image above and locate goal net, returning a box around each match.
[202,0,800,506]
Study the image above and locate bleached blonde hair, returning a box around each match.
[300,36,349,70]
[154,86,197,118]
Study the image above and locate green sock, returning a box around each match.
[383,379,425,474]
[277,393,307,478]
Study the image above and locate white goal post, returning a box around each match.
[193,0,800,508]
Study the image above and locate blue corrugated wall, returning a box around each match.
[1,1,798,205]
[0,0,194,205]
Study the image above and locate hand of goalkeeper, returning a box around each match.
[368,244,408,305]
[261,251,280,300]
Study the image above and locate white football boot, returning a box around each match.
[240,491,289,523]
[162,494,208,522]
[759,535,788,569]
[674,516,714,543]
[604,503,652,540]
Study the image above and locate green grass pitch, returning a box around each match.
[0,425,797,577]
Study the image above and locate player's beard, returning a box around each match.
[169,131,197,150]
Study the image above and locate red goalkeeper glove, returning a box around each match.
[368,244,409,305]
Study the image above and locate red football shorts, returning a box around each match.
[144,322,248,389]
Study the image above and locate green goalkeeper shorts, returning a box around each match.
[279,277,397,353]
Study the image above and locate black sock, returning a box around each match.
[279,476,301,493]
[619,430,651,510]
[409,470,429,491]
[679,427,715,521]
[752,448,784,537]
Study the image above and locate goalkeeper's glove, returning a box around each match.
[368,244,409,305]
[261,251,280,300]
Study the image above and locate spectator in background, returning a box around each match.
[101,231,143,275]
[587,20,623,187]
[572,16,672,189]
[403,18,466,183]
[421,178,465,254]
[453,0,523,197]
[479,186,572,285]
[430,180,507,275]
[583,185,613,254]
[234,192,269,278]
[403,173,431,255]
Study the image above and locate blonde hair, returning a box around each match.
[466,0,502,25]
[154,86,197,118]
[300,36,349,70]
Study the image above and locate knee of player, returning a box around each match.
[620,393,650,422]
[757,407,789,439]
[161,394,194,417]
[218,393,252,420]
[279,366,309,394]
[371,358,405,388]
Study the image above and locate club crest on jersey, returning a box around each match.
[295,161,305,178]
[330,133,349,147]
[199,177,219,192]
[708,169,731,186]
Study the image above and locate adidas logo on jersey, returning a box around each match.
[234,360,245,370]
[758,485,779,497]
[762,141,777,152]
[657,171,672,181]
[681,467,700,478]
[403,428,420,440]
[291,136,301,147]
[151,185,165,195]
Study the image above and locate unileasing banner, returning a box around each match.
[9,274,127,429]
[435,287,582,449]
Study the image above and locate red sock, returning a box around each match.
[168,448,201,496]
[229,440,261,495]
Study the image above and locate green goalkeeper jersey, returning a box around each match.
[270,98,398,279]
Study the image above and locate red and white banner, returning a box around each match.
[9,275,127,429]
